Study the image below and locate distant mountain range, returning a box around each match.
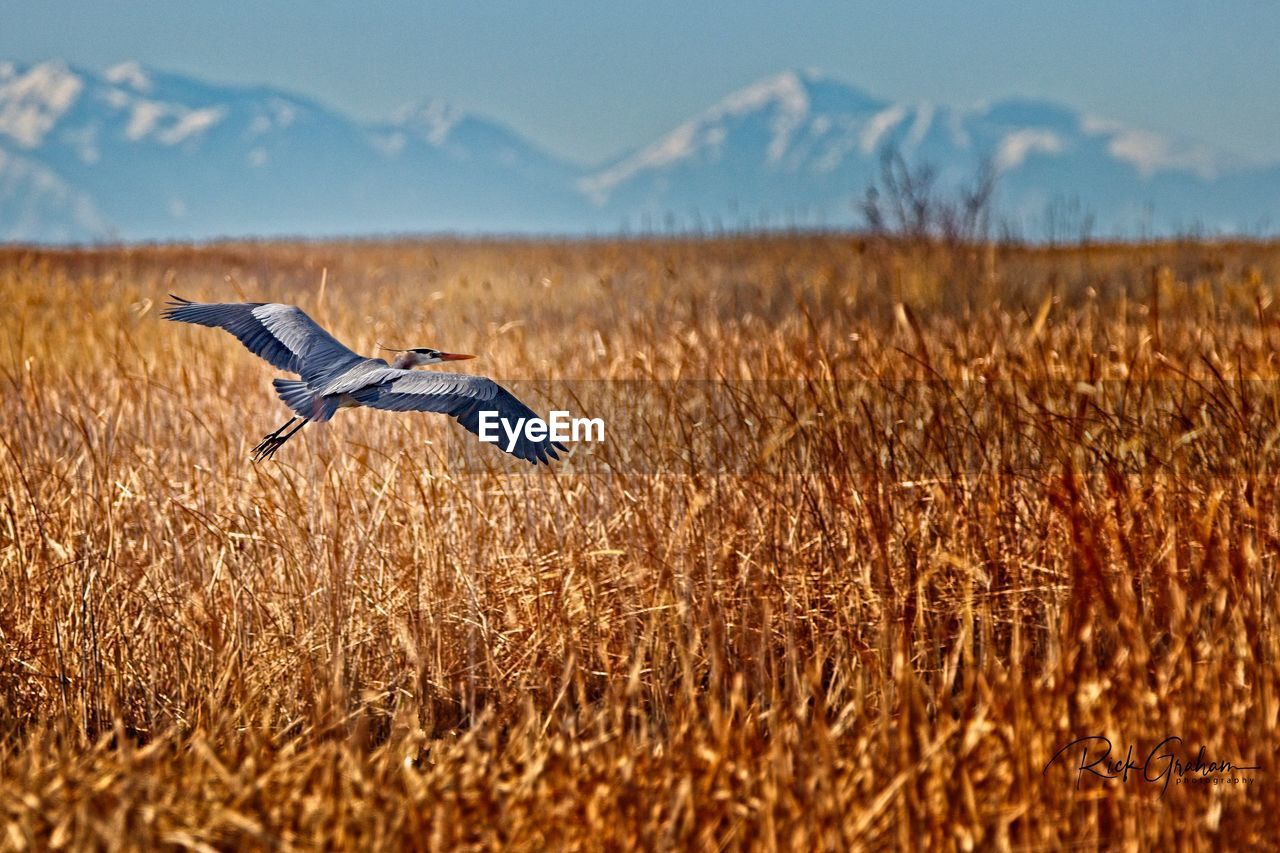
[2,61,1277,242]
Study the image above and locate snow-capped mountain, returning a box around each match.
[1,61,1277,242]
[0,60,583,240]
[581,70,1280,236]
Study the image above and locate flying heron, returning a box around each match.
[163,295,568,464]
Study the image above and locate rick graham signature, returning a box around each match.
[1043,735,1261,796]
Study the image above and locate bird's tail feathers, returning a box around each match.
[274,378,319,418]
[273,378,339,422]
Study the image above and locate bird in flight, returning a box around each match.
[163,296,567,464]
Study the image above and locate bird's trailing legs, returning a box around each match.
[253,417,308,462]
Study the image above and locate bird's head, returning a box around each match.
[386,346,476,369]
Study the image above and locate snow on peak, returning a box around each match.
[123,98,227,145]
[1106,129,1220,179]
[582,70,902,201]
[1082,115,1223,179]
[714,70,813,119]
[105,61,152,92]
[996,128,1065,171]
[0,61,84,147]
[397,98,463,145]
[158,106,226,144]
[905,103,935,148]
[860,105,908,154]
[578,120,706,203]
[718,72,813,164]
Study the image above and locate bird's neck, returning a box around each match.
[391,353,416,369]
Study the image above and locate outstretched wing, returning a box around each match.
[162,295,362,384]
[350,370,568,465]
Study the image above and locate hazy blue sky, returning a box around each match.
[3,1,1278,166]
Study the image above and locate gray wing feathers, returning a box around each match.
[165,296,567,465]
[315,362,403,398]
[356,371,496,406]
[349,371,496,414]
[252,304,362,382]
[163,295,360,382]
[351,372,566,464]
[454,385,568,464]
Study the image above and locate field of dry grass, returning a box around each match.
[1,235,1278,849]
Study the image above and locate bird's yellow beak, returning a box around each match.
[439,352,476,361]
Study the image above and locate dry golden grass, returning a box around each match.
[0,235,1278,849]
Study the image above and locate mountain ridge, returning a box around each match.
[1,60,1276,242]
